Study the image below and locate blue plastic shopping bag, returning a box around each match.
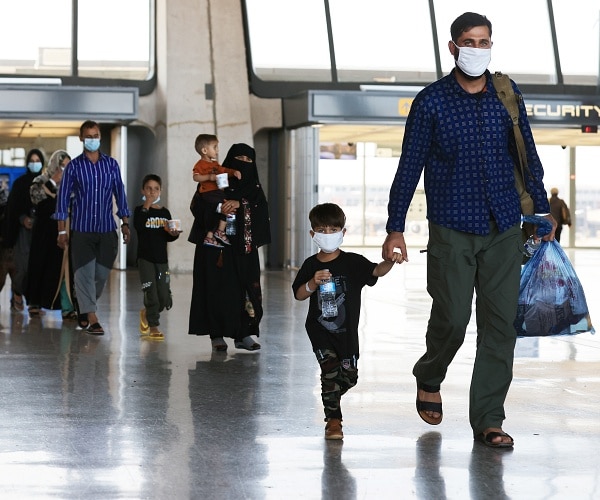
[514,216,595,337]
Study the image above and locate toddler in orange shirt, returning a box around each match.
[192,133,241,247]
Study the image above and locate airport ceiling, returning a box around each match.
[0,120,599,150]
[0,120,81,139]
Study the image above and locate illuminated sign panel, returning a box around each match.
[285,90,600,129]
[525,98,600,125]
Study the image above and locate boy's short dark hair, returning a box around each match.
[450,12,492,41]
[309,203,346,229]
[142,174,162,188]
[194,133,218,155]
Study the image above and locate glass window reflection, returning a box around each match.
[433,0,557,84]
[329,0,436,83]
[0,0,153,82]
[78,0,152,80]
[553,0,600,85]
[246,0,331,82]
[0,0,72,77]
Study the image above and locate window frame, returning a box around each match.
[0,0,156,96]
[243,0,599,99]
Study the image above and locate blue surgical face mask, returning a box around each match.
[27,161,43,173]
[142,195,160,204]
[84,138,101,152]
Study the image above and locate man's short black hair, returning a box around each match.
[450,12,492,42]
[142,174,162,188]
[80,120,100,135]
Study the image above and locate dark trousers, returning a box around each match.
[0,247,18,295]
[138,258,172,327]
[70,231,118,314]
[315,348,358,420]
[413,221,522,435]
[554,225,563,243]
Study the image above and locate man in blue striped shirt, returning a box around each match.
[382,12,556,449]
[54,120,131,335]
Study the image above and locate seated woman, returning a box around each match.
[188,143,271,351]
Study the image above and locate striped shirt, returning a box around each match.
[54,151,130,233]
[387,69,550,236]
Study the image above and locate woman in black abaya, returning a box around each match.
[188,143,271,351]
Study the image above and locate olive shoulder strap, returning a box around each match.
[491,71,534,215]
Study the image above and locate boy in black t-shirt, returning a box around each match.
[292,203,396,440]
[134,174,181,340]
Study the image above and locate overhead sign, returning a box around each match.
[0,85,138,121]
[284,90,600,128]
[525,97,600,125]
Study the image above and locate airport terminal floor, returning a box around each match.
[0,247,598,499]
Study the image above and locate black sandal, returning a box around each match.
[474,431,514,449]
[77,313,89,329]
[86,323,104,335]
[10,296,24,313]
[62,311,78,321]
[416,382,443,425]
[28,308,41,318]
[211,337,228,352]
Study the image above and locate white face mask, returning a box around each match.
[312,231,344,253]
[453,42,491,77]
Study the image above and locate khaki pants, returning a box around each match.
[413,221,522,434]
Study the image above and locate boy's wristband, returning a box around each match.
[305,282,315,293]
[58,231,67,235]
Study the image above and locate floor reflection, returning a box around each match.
[0,247,598,498]
[188,354,268,499]
[469,442,510,500]
[321,441,357,500]
[414,432,446,499]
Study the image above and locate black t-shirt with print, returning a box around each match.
[292,251,378,360]
[134,205,178,263]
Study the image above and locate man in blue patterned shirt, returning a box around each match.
[382,12,556,449]
[55,120,131,335]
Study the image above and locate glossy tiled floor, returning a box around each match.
[0,247,598,499]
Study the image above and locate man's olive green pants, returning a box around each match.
[413,221,523,435]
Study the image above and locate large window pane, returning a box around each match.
[78,0,152,80]
[536,145,571,243]
[0,0,72,77]
[434,1,557,84]
[318,140,424,247]
[246,0,331,82]
[553,0,599,85]
[329,0,436,83]
[574,147,600,247]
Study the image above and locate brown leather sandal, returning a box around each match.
[416,382,443,425]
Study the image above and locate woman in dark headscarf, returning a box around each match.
[188,143,271,351]
[26,150,76,318]
[1,148,45,313]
